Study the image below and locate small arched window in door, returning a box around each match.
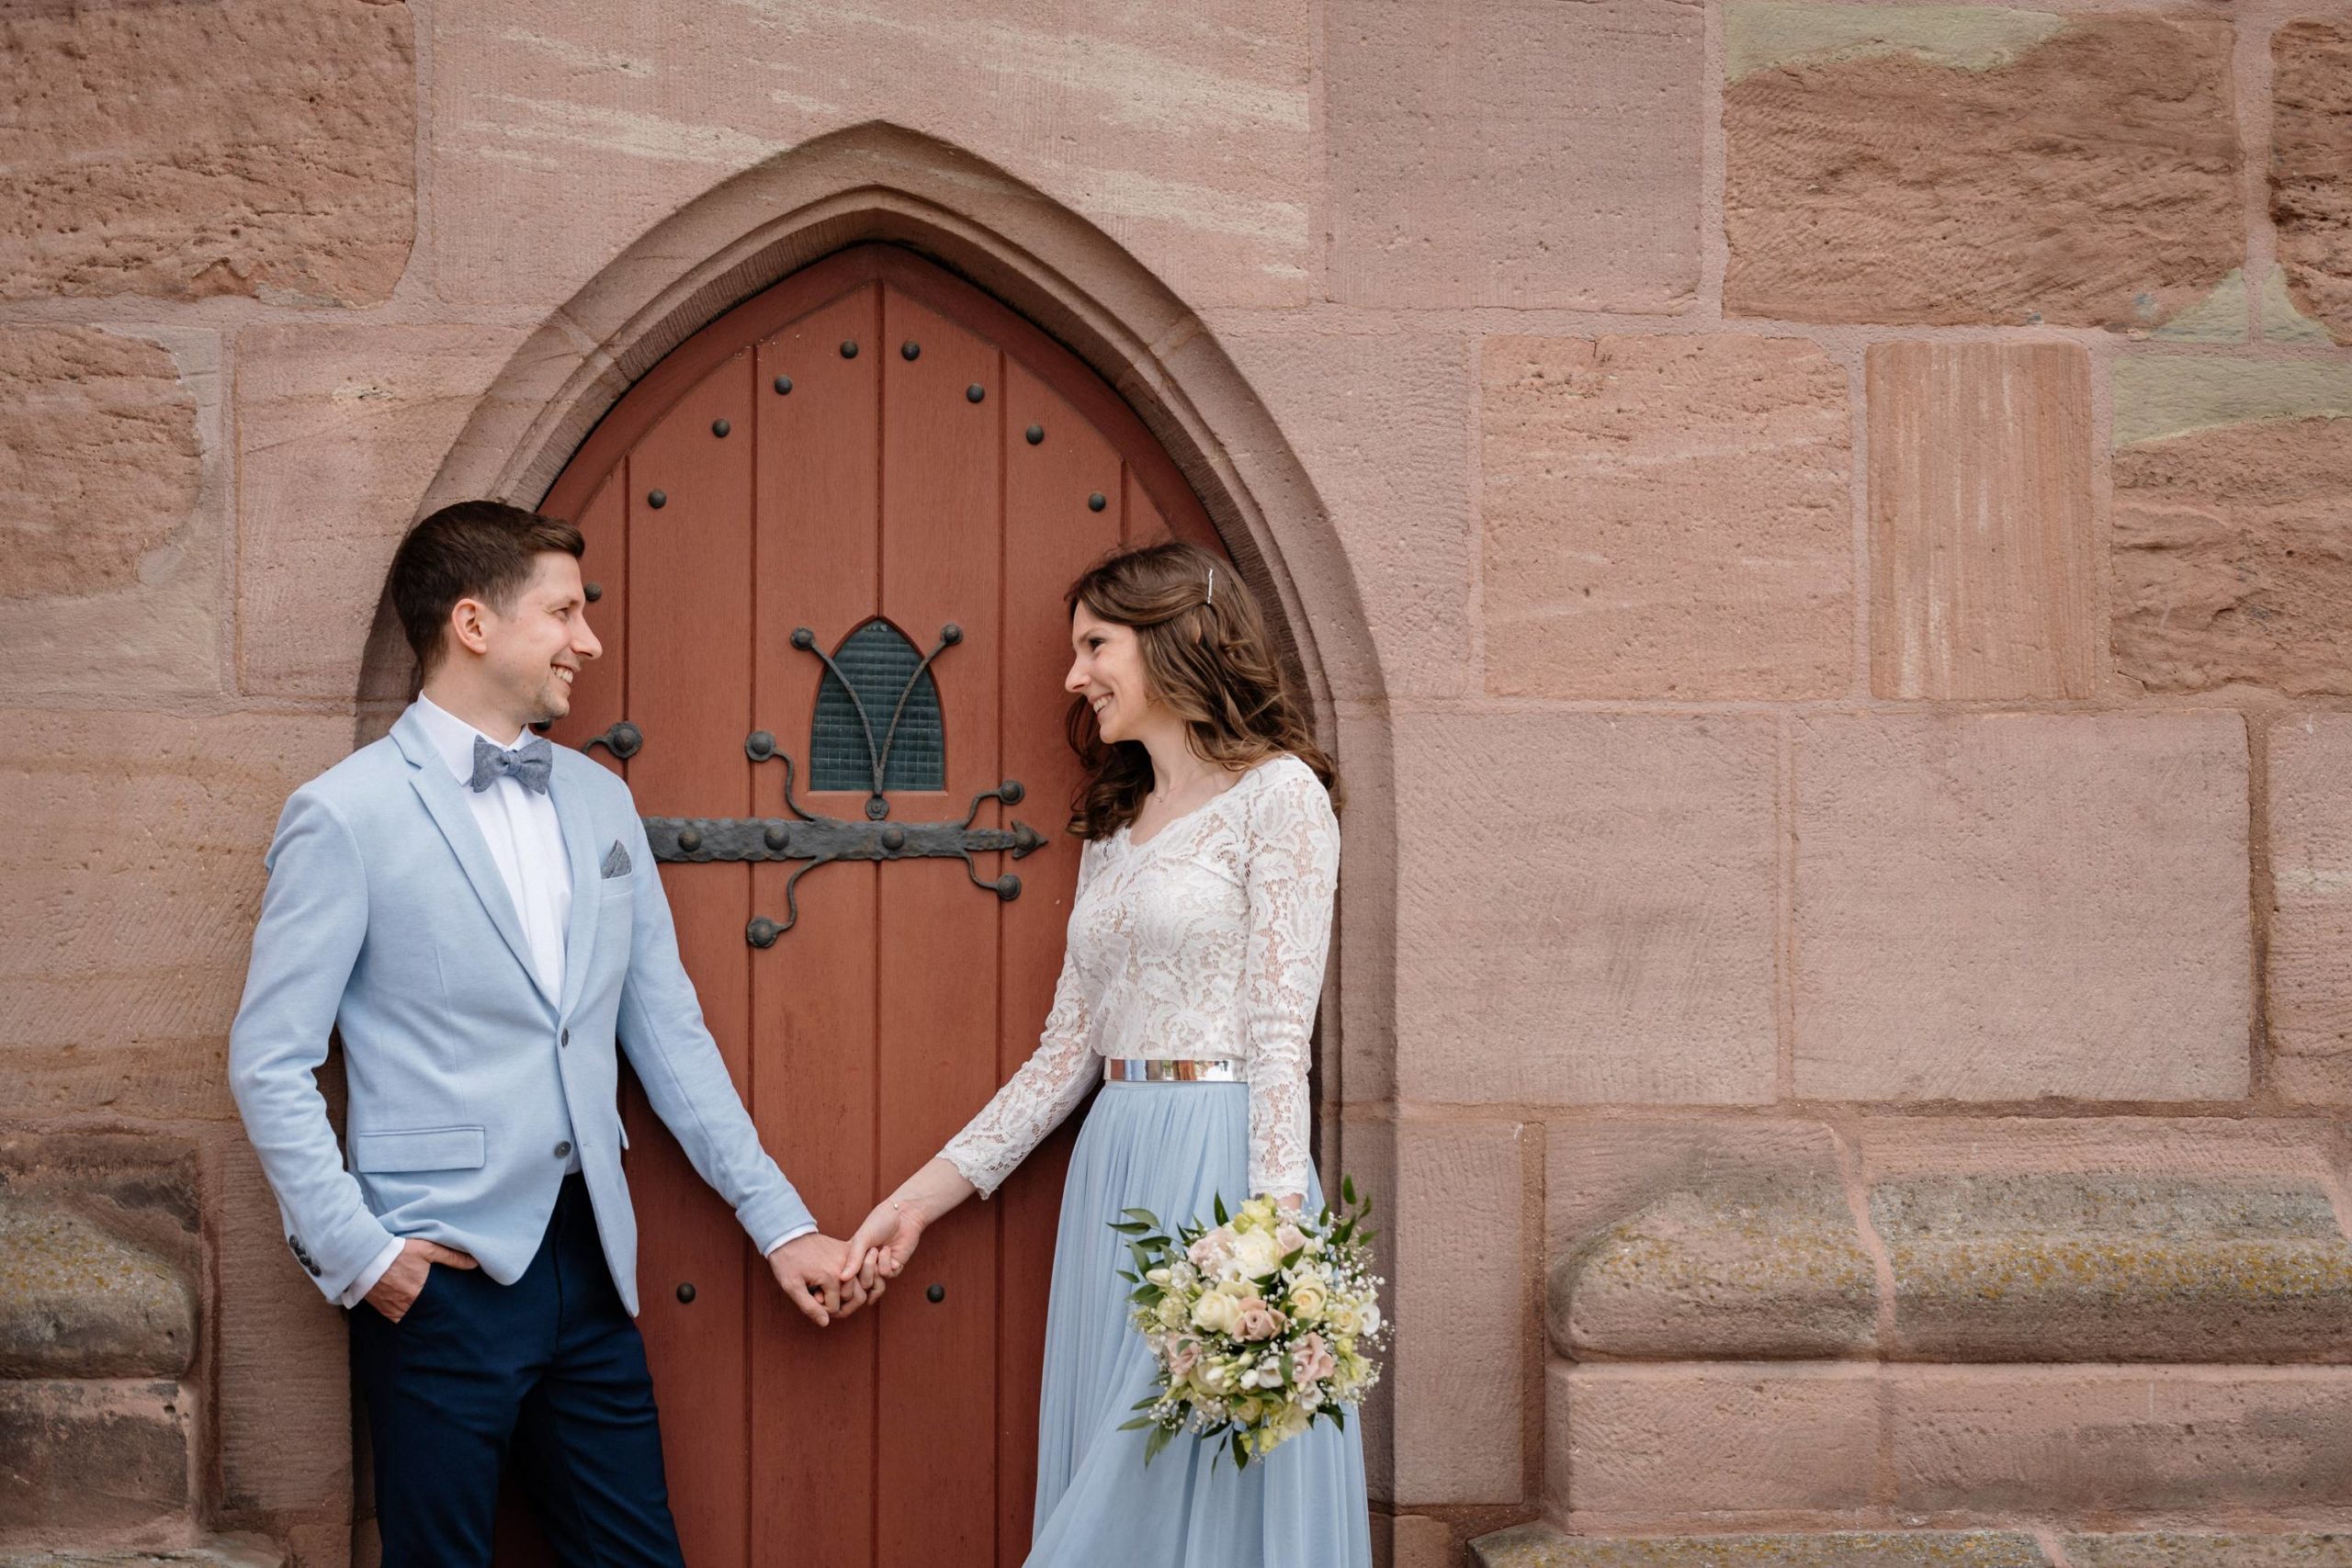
[808,617,946,796]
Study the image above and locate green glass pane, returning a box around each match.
[810,619,944,793]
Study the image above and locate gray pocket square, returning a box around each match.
[600,840,633,879]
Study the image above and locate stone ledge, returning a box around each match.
[0,1201,196,1379]
[1473,1526,2049,1566]
[2066,1536,2352,1566]
[1550,1163,2352,1362]
[1475,1529,2352,1567]
[1874,1175,2352,1362]
[0,1545,281,1568]
[1549,1122,1877,1360]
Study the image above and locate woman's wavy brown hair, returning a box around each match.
[1063,540,1340,840]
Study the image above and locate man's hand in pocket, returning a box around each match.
[367,1238,479,1323]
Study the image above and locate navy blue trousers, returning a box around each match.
[350,1175,685,1568]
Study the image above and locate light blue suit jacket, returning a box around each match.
[229,705,812,1315]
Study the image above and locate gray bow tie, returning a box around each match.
[469,735,553,795]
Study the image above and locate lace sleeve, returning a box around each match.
[938,840,1101,1198]
[1241,762,1340,1201]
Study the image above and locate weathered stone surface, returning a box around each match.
[1724,9,2239,327]
[433,3,1310,309]
[2269,716,2352,1102]
[1564,1365,1877,1514]
[0,329,225,701]
[215,1145,348,1516]
[1207,324,1474,699]
[0,711,356,1112]
[1792,714,2250,1101]
[1871,1173,2352,1362]
[1,329,202,600]
[1375,1121,1525,1506]
[0,1543,281,1568]
[1547,1122,1876,1359]
[2066,1536,2352,1567]
[1,1,414,303]
[1481,335,1852,700]
[1389,1515,1460,1568]
[1892,1367,2352,1511]
[1395,716,1779,1106]
[1474,1526,2050,1568]
[0,1136,201,1388]
[1869,343,2094,700]
[0,1380,191,1535]
[2271,20,2352,345]
[236,325,525,699]
[2112,358,2352,695]
[0,1201,193,1380]
[1544,1360,1571,1515]
[1328,0,1702,310]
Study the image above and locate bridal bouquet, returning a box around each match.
[1114,1180,1387,1469]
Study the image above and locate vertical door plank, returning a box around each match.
[749,281,883,1568]
[990,360,1125,1562]
[621,355,759,1568]
[874,287,1003,1567]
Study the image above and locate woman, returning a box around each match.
[843,540,1371,1567]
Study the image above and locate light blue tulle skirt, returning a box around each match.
[1026,1079,1373,1568]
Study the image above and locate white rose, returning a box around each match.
[1192,1292,1244,1337]
[1286,1276,1329,1323]
[1323,1300,1362,1337]
[1230,1229,1282,1280]
[1356,1302,1382,1337]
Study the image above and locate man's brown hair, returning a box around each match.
[387,501,584,674]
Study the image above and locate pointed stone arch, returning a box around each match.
[384,126,1399,1390]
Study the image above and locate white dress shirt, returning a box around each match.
[343,696,812,1309]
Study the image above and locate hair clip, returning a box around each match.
[1205,565,1216,606]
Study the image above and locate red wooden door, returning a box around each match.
[525,245,1221,1568]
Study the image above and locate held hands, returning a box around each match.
[366,1237,478,1323]
[768,1232,883,1327]
[840,1157,978,1289]
[842,1198,928,1284]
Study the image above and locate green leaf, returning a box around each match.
[1214,1194,1230,1226]
[1329,1405,1347,1431]
[1144,1425,1172,1466]
[1110,1220,1151,1235]
[1230,1430,1250,1471]
[1124,1207,1162,1229]
[1280,1247,1305,1269]
[1117,1416,1156,1431]
[1341,1173,1357,1206]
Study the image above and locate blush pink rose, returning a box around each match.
[1166,1339,1202,1380]
[1274,1223,1307,1257]
[1294,1332,1337,1385]
[1234,1298,1286,1343]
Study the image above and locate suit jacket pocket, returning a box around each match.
[352,1125,488,1173]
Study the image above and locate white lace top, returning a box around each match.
[938,754,1340,1201]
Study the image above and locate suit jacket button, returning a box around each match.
[307,1261,322,1276]
[554,1141,572,1159]
[560,1028,571,1047]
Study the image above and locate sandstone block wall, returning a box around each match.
[2,1,2349,1565]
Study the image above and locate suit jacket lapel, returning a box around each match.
[552,769,602,1021]
[393,709,551,1009]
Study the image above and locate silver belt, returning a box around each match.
[1104,1056,1243,1084]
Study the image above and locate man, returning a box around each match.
[229,500,871,1565]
